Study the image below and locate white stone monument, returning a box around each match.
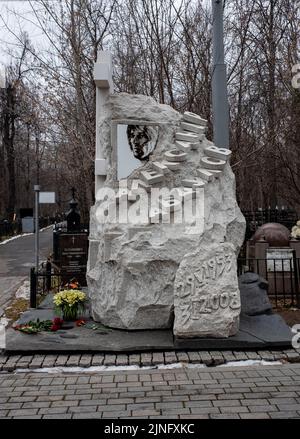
[87,51,245,338]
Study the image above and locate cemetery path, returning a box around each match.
[0,226,53,277]
[0,227,53,312]
[0,362,300,419]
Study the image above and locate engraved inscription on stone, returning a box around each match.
[174,246,241,331]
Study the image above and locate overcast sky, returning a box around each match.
[0,0,49,65]
[0,0,212,67]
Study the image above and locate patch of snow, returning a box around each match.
[0,327,5,349]
[216,360,283,367]
[40,226,53,233]
[0,318,9,350]
[181,363,207,369]
[0,317,10,327]
[0,233,33,245]
[15,365,141,374]
[0,225,52,246]
[157,363,198,370]
[13,359,285,375]
[15,363,201,374]
[15,281,30,300]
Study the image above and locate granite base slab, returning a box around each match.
[5,309,292,353]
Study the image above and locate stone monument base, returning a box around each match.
[5,300,292,353]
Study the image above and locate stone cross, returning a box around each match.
[94,51,114,194]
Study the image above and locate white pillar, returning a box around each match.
[94,51,114,195]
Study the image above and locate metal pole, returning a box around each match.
[211,0,230,149]
[34,185,40,275]
[30,267,37,308]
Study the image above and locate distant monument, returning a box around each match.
[87,52,246,338]
[53,188,88,286]
[66,188,81,232]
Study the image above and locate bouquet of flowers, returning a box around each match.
[291,221,300,239]
[14,318,64,334]
[53,290,87,321]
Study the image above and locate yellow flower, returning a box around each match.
[53,290,86,308]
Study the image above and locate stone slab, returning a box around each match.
[5,325,174,353]
[4,311,292,353]
[175,314,292,350]
[239,314,293,346]
[174,329,265,350]
[17,309,56,324]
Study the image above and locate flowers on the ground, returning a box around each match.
[53,290,87,320]
[50,324,60,331]
[291,220,300,239]
[50,318,64,331]
[14,318,63,334]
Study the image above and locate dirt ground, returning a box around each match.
[276,308,300,327]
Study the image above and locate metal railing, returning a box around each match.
[30,261,86,308]
[242,208,297,241]
[30,261,58,308]
[238,256,300,308]
[30,256,300,310]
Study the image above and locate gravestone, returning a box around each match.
[66,198,81,231]
[53,192,88,286]
[87,51,245,337]
[58,233,88,286]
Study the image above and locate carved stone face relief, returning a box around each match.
[116,123,160,180]
[127,125,159,161]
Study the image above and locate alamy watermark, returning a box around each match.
[95,179,205,235]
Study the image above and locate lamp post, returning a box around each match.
[211,0,229,149]
[34,185,40,275]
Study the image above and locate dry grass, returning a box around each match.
[5,298,29,322]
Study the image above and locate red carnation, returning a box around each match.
[53,318,63,326]
[50,324,60,332]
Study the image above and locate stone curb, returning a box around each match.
[0,348,300,373]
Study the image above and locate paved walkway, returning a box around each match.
[0,227,53,277]
[0,363,300,419]
[0,227,53,313]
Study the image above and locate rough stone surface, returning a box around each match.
[239,272,272,316]
[87,93,245,334]
[174,243,241,338]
